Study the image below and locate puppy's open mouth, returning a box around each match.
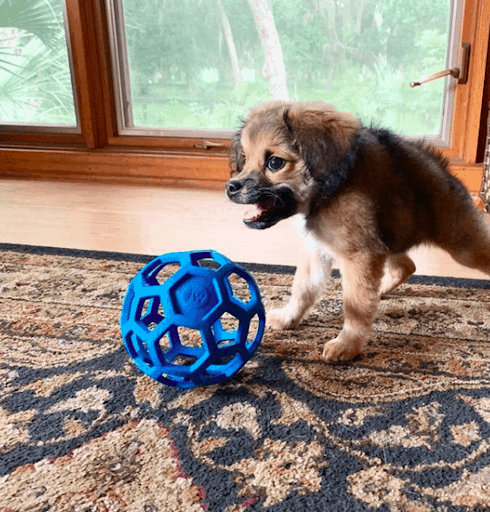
[243,199,277,225]
[227,184,298,229]
[242,189,297,229]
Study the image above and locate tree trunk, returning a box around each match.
[247,0,289,101]
[217,0,242,86]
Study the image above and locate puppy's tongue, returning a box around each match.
[244,200,274,222]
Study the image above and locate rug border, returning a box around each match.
[1,242,490,289]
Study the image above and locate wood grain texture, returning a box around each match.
[451,0,490,162]
[1,179,489,280]
[0,148,484,193]
[0,148,230,186]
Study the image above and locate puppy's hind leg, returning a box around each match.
[439,209,490,276]
[379,253,416,297]
[268,242,333,330]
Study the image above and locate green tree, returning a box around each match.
[0,0,76,124]
[118,0,452,134]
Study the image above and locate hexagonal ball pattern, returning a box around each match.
[120,250,265,388]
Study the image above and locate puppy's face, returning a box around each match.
[226,103,305,229]
[226,101,360,229]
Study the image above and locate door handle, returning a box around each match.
[409,42,470,87]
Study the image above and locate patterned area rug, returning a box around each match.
[1,244,490,512]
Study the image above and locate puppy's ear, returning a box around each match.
[229,127,245,176]
[282,102,360,179]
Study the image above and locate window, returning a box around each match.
[110,0,461,140]
[1,0,489,190]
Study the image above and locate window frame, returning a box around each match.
[0,0,489,192]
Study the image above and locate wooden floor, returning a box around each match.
[1,178,489,279]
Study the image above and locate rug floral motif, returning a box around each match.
[1,245,490,511]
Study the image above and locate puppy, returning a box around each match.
[225,100,490,362]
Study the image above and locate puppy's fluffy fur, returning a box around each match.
[226,101,490,362]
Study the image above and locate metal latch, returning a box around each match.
[409,42,470,87]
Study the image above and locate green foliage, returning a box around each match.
[0,0,452,134]
[121,0,452,135]
[0,0,61,48]
[0,0,76,124]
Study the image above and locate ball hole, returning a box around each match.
[177,326,203,348]
[211,354,236,366]
[226,272,252,304]
[217,338,234,348]
[158,302,165,317]
[247,314,261,346]
[173,355,197,366]
[141,298,151,317]
[212,313,240,348]
[146,262,181,286]
[138,338,154,367]
[158,331,172,353]
[211,319,235,347]
[196,258,221,270]
[138,297,165,332]
[219,312,240,333]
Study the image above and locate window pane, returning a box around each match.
[0,0,77,126]
[116,0,455,136]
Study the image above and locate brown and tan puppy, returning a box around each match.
[226,100,490,362]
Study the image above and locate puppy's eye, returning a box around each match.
[266,156,285,171]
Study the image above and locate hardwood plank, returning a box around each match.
[1,179,489,280]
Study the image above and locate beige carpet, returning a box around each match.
[1,244,490,511]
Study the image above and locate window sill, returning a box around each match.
[0,146,229,190]
[0,146,483,194]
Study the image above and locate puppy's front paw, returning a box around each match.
[322,334,363,362]
[267,307,301,330]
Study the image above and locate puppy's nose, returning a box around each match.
[226,180,243,197]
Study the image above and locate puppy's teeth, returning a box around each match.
[244,204,261,221]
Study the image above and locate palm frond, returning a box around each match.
[0,37,75,124]
[0,0,62,49]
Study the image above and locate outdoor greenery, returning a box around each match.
[122,0,450,135]
[0,0,76,125]
[1,0,451,134]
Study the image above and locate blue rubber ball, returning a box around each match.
[120,250,266,388]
